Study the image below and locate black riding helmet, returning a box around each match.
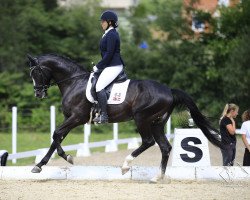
[100,10,118,28]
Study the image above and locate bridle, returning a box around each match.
[30,64,51,94]
[30,63,88,94]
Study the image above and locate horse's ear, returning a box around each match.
[27,54,38,66]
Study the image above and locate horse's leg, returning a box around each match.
[121,117,155,175]
[32,115,83,173]
[150,122,172,183]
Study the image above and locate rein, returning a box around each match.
[30,64,89,91]
[49,73,88,87]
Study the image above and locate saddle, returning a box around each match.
[90,69,127,102]
[87,70,128,124]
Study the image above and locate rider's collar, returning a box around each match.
[103,27,114,37]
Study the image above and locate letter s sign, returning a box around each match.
[171,129,211,167]
[180,137,203,162]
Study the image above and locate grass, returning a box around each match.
[0,122,139,166]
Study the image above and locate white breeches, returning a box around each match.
[96,65,123,92]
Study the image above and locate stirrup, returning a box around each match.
[93,113,109,124]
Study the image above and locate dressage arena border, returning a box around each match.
[1,166,250,181]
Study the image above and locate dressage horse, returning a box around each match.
[27,54,221,182]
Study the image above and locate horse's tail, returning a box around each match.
[171,88,222,148]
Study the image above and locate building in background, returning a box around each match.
[58,0,138,10]
[184,0,240,33]
[58,0,138,33]
[57,0,241,39]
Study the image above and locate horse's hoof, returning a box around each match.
[31,166,42,173]
[149,175,165,183]
[121,166,130,175]
[149,177,158,183]
[67,155,74,164]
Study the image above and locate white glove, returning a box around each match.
[93,65,98,72]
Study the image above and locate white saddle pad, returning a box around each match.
[86,73,130,104]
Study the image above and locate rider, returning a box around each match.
[93,10,125,124]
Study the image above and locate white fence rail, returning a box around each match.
[7,106,172,164]
[7,137,143,163]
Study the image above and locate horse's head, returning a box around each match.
[27,54,51,99]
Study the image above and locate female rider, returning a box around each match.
[93,10,125,124]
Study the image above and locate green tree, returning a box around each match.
[0,0,102,131]
[219,0,250,111]
[125,0,250,120]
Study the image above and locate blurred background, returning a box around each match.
[0,0,249,164]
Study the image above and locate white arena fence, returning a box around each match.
[7,106,173,164]
[1,166,250,181]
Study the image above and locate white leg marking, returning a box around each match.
[150,168,164,183]
[121,154,135,175]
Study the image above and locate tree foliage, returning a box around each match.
[0,0,249,130]
[125,0,250,120]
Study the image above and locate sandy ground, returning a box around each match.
[1,179,250,200]
[1,138,250,200]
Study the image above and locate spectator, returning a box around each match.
[240,109,250,166]
[0,150,8,166]
[219,103,239,166]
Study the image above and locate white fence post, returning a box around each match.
[12,106,17,164]
[50,106,56,144]
[113,123,118,141]
[105,123,118,152]
[167,116,171,137]
[76,124,91,157]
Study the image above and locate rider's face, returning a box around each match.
[101,20,108,30]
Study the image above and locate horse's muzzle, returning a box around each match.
[34,90,47,99]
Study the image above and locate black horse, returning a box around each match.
[27,54,221,182]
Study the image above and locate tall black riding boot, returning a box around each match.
[93,89,109,124]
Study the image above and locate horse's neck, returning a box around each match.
[40,55,89,94]
[50,63,88,95]
[44,57,85,80]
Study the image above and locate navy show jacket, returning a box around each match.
[96,28,125,70]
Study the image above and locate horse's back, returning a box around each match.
[126,79,173,110]
[128,79,172,98]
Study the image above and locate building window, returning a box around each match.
[192,16,205,32]
[218,0,230,7]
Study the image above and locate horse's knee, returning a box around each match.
[161,145,172,157]
[150,140,155,147]
[52,132,59,141]
[53,132,64,143]
[143,139,155,147]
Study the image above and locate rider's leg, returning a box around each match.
[94,65,123,123]
[94,89,109,123]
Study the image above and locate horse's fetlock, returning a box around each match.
[57,149,65,157]
[41,157,49,165]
